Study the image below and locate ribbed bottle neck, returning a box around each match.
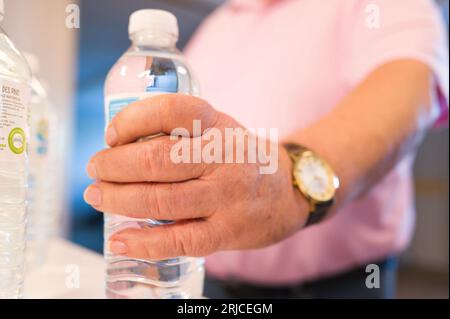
[130,30,178,50]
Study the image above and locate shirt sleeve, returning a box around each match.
[342,0,449,127]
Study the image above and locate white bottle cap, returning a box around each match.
[23,52,40,75]
[129,9,179,39]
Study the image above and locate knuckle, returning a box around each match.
[137,143,164,179]
[106,187,120,210]
[172,185,189,213]
[169,228,189,257]
[90,152,106,173]
[152,224,220,259]
[166,184,180,219]
[138,185,158,217]
[112,111,122,127]
[189,183,210,216]
[137,144,154,173]
[170,95,216,123]
[110,114,120,131]
[192,100,216,123]
[182,225,218,257]
[160,95,177,119]
[154,184,176,220]
[111,113,127,139]
[161,140,174,167]
[202,226,221,255]
[143,239,158,260]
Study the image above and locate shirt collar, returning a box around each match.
[229,0,281,10]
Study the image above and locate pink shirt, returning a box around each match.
[185,0,449,284]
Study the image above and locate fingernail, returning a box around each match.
[84,185,102,206]
[105,125,118,146]
[109,241,128,254]
[86,162,97,179]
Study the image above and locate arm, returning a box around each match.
[287,59,435,210]
[84,59,436,259]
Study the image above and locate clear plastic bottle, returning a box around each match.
[0,0,32,299]
[104,9,204,299]
[23,52,57,268]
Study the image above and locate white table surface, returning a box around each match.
[24,238,105,299]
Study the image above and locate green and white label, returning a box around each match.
[8,127,26,154]
[0,79,30,159]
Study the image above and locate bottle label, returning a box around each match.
[0,79,30,160]
[105,92,162,125]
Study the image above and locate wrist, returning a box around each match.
[280,146,311,229]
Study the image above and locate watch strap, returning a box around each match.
[305,200,333,227]
[283,142,334,227]
[283,142,308,159]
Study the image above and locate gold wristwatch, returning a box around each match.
[284,143,340,227]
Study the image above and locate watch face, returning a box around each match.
[294,152,338,202]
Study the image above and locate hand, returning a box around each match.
[84,94,309,260]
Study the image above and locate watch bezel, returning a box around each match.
[293,150,339,203]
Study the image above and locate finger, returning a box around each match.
[106,94,219,147]
[84,179,217,220]
[88,135,207,183]
[107,220,221,260]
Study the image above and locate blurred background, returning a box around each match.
[1,0,448,298]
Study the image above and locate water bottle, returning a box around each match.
[104,9,204,299]
[0,0,32,299]
[23,52,57,268]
